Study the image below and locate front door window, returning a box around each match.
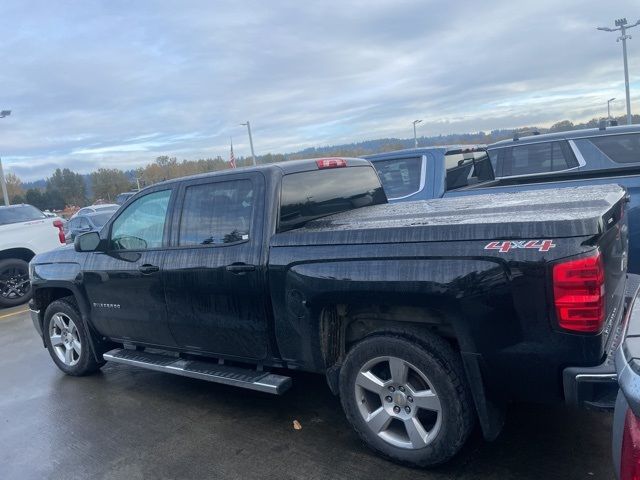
[110,190,171,250]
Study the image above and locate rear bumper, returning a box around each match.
[563,274,640,409]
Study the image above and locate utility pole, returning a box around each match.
[0,158,9,207]
[607,97,616,119]
[412,119,422,148]
[598,18,640,125]
[0,110,11,206]
[240,121,257,166]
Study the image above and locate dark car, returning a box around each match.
[28,158,633,467]
[115,191,137,205]
[365,125,640,274]
[64,211,113,243]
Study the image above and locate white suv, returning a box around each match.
[0,204,65,307]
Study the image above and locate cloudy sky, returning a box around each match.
[0,0,638,179]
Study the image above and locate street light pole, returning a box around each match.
[598,18,640,125]
[412,119,422,148]
[608,97,616,119]
[607,97,615,120]
[0,110,11,207]
[240,121,257,166]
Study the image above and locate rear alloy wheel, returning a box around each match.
[355,356,442,450]
[43,298,103,376]
[0,258,31,308]
[340,334,474,467]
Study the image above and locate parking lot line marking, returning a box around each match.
[0,308,29,320]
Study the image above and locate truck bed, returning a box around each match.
[272,184,626,246]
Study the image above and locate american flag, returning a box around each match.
[229,137,237,169]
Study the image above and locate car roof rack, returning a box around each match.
[513,129,540,141]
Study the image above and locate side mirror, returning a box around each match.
[75,231,101,252]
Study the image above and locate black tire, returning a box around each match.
[43,297,104,376]
[0,258,32,308]
[339,334,474,467]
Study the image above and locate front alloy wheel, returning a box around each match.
[0,259,31,307]
[49,312,82,367]
[43,297,103,376]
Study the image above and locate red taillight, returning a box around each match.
[316,158,347,169]
[552,252,605,333]
[53,219,65,244]
[621,408,640,480]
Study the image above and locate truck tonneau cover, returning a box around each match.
[272,184,626,246]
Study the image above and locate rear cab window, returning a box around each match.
[489,141,579,177]
[278,165,386,232]
[370,156,423,199]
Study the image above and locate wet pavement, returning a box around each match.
[0,306,615,480]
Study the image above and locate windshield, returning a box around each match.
[0,205,46,226]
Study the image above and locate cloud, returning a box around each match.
[0,0,638,179]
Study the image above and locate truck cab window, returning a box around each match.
[371,157,422,199]
[279,166,386,232]
[179,179,253,246]
[110,189,171,250]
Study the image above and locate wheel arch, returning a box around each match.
[32,284,104,361]
[0,247,36,263]
[318,302,505,442]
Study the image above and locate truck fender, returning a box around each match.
[31,272,103,363]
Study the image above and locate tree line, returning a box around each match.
[5,113,638,211]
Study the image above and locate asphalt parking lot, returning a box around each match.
[0,306,616,480]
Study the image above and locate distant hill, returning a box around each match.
[20,113,640,185]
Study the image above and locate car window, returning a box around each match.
[110,189,171,250]
[0,205,46,225]
[279,166,387,232]
[370,157,422,199]
[179,179,253,246]
[91,212,112,228]
[79,218,90,229]
[445,154,494,190]
[500,141,577,177]
[588,133,640,164]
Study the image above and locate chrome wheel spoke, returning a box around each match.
[411,390,441,412]
[356,370,387,395]
[366,407,392,433]
[50,334,63,347]
[389,357,408,385]
[64,346,74,364]
[72,339,82,355]
[404,417,428,449]
[53,314,65,331]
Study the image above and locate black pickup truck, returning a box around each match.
[29,158,634,467]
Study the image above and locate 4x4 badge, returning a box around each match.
[484,240,556,253]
